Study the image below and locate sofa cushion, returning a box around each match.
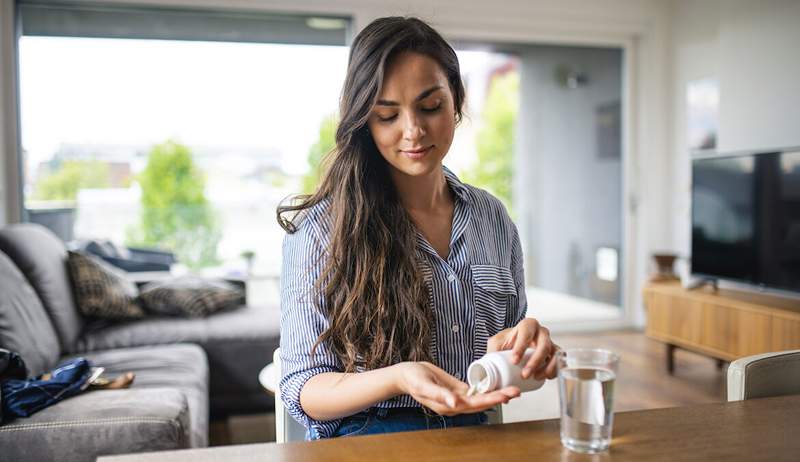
[0,387,191,462]
[138,277,244,318]
[0,224,84,352]
[74,305,279,417]
[66,251,146,320]
[0,250,61,377]
[70,343,210,448]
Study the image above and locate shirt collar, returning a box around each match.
[442,165,471,205]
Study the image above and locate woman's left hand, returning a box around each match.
[487,318,559,380]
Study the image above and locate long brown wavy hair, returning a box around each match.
[276,17,465,373]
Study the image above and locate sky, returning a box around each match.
[19,37,348,175]
[19,36,498,177]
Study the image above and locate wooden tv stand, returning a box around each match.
[643,281,800,373]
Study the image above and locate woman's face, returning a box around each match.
[367,51,457,178]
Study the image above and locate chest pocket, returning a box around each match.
[471,264,517,339]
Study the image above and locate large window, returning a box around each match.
[18,4,350,297]
[449,51,518,216]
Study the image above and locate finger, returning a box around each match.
[415,378,458,409]
[542,344,561,379]
[501,328,518,350]
[512,321,537,364]
[488,330,513,353]
[450,381,470,396]
[420,363,469,394]
[466,386,519,405]
[487,335,500,353]
[461,390,515,411]
[434,369,469,392]
[542,352,559,379]
[416,397,457,416]
[448,380,470,396]
[523,327,551,378]
[500,328,518,352]
[418,392,487,416]
[497,386,522,399]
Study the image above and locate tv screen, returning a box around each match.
[691,150,800,293]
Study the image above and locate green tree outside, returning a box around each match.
[461,71,519,215]
[32,159,110,201]
[127,140,221,270]
[302,114,338,194]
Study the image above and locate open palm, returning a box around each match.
[398,361,521,416]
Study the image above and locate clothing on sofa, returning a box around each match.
[1,356,92,422]
[0,349,26,380]
[0,349,27,423]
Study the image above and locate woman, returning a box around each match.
[277,16,558,440]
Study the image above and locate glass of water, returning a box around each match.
[557,348,620,453]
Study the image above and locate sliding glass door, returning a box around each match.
[454,43,625,327]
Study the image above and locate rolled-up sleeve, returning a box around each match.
[509,222,528,328]
[279,215,343,439]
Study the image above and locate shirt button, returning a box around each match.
[451,324,460,332]
[447,273,456,282]
[455,372,463,380]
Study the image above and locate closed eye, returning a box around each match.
[421,102,442,113]
[377,114,398,123]
[376,102,442,123]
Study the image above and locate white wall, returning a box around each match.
[718,0,800,153]
[0,0,673,328]
[669,0,800,259]
[517,46,622,305]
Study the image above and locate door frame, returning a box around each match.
[447,34,641,334]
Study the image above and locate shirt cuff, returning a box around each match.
[279,365,343,439]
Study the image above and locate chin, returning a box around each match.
[392,158,442,178]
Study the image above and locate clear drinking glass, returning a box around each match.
[557,348,620,453]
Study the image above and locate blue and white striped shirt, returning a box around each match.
[279,166,527,439]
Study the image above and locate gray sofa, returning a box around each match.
[0,224,280,461]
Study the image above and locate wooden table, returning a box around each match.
[99,395,800,462]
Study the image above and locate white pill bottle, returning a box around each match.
[467,348,546,393]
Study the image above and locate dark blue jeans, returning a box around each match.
[330,407,488,438]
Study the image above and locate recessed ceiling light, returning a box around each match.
[306,18,347,30]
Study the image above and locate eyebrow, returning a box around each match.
[375,85,444,106]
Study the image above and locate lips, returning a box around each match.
[401,146,433,159]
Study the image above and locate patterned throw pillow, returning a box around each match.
[137,277,244,318]
[66,251,146,319]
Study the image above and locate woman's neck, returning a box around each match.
[390,165,452,213]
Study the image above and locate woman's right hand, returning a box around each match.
[393,361,521,416]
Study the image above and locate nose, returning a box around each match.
[402,112,426,142]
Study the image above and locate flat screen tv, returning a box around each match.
[691,149,800,293]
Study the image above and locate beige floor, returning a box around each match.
[525,286,620,324]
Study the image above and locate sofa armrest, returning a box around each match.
[0,388,191,462]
